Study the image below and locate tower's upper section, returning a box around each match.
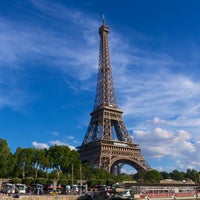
[93,20,119,110]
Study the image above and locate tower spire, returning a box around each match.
[94,16,118,110]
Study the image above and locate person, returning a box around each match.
[13,187,20,198]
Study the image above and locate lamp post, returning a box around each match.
[71,164,73,187]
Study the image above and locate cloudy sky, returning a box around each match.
[1,0,200,173]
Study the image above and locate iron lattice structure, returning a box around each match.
[77,20,150,173]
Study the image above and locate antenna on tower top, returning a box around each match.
[102,14,105,25]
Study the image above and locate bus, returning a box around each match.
[1,183,15,194]
[15,184,26,194]
[45,183,63,194]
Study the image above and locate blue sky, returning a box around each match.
[1,0,200,173]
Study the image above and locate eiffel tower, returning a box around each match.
[77,19,150,174]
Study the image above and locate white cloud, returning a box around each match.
[32,141,49,149]
[119,72,200,117]
[154,128,173,140]
[65,135,78,144]
[134,128,199,170]
[0,3,99,110]
[32,140,77,151]
[147,117,166,124]
[50,131,60,136]
[49,140,76,150]
[66,135,75,140]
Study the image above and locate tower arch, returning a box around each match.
[110,158,147,174]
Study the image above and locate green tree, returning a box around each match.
[35,178,46,185]
[160,171,170,179]
[40,148,51,179]
[13,147,35,179]
[11,177,22,184]
[67,149,80,181]
[82,162,93,180]
[24,177,34,186]
[33,148,50,179]
[133,171,145,182]
[170,169,184,181]
[48,145,74,180]
[144,169,162,183]
[185,169,199,183]
[0,138,13,177]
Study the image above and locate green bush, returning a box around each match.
[24,177,34,186]
[11,177,22,184]
[36,178,47,185]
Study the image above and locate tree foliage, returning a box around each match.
[144,169,162,182]
[1,138,200,187]
[170,169,185,181]
[0,139,13,177]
